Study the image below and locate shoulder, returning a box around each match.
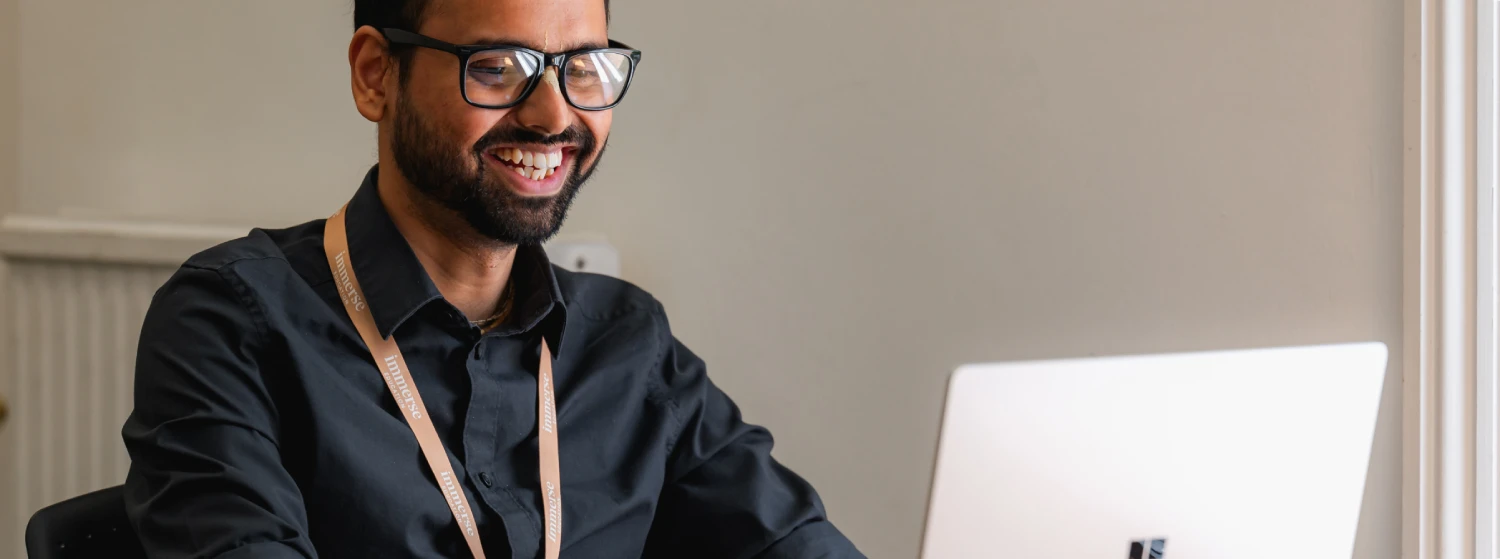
[552,265,664,324]
[149,219,328,318]
[550,267,690,401]
[175,219,329,284]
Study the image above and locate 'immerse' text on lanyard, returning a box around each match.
[323,205,564,559]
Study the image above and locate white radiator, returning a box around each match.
[0,258,175,558]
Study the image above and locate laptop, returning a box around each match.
[919,342,1387,558]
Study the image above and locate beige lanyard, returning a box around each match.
[324,205,564,559]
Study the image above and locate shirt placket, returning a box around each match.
[464,334,543,559]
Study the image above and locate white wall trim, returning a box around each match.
[0,214,243,266]
[1403,0,1497,558]
[1479,0,1499,555]
[0,213,623,278]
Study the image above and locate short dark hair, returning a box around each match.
[355,0,611,83]
[353,0,611,34]
[354,0,433,35]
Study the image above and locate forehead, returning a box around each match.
[421,0,608,51]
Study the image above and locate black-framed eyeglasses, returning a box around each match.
[381,28,642,111]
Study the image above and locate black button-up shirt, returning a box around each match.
[122,168,862,559]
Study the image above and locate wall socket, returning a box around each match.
[544,240,621,278]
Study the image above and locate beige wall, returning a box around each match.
[593,1,1404,557]
[1,0,18,551]
[16,0,371,225]
[3,1,1403,558]
[1,0,16,214]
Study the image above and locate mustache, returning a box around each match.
[472,124,592,153]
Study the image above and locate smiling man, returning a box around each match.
[119,1,863,558]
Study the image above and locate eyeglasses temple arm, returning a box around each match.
[607,40,642,62]
[381,28,463,55]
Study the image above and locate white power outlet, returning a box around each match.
[545,240,621,278]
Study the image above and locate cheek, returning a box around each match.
[433,103,508,155]
[453,109,506,151]
[579,111,612,154]
[410,65,505,151]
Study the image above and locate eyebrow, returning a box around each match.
[465,36,609,53]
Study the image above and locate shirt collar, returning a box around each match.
[343,166,568,350]
[488,244,568,350]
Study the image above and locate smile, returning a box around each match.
[490,147,564,181]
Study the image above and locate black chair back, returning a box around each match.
[25,485,146,559]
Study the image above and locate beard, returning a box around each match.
[390,91,604,246]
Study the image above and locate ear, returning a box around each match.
[349,26,393,122]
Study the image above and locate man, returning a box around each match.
[121,0,863,557]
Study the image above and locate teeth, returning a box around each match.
[496,149,564,172]
[546,167,555,177]
[532,167,546,180]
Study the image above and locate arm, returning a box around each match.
[642,304,864,559]
[122,265,316,559]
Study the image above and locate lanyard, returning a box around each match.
[324,205,564,559]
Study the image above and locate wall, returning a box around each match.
[590,1,1405,557]
[0,0,15,215]
[0,0,17,552]
[16,0,371,225]
[0,1,1404,558]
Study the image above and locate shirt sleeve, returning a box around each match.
[122,264,317,559]
[642,303,865,559]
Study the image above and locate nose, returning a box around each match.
[514,67,571,136]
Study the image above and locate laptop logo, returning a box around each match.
[1128,539,1166,559]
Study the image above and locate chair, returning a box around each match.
[25,485,146,559]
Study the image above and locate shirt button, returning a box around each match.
[479,472,494,488]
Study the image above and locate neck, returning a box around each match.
[376,164,516,322]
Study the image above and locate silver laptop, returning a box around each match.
[920,342,1387,559]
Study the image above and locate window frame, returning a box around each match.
[1402,0,1498,557]
[1482,0,1498,556]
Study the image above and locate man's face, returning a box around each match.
[390,0,612,245]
